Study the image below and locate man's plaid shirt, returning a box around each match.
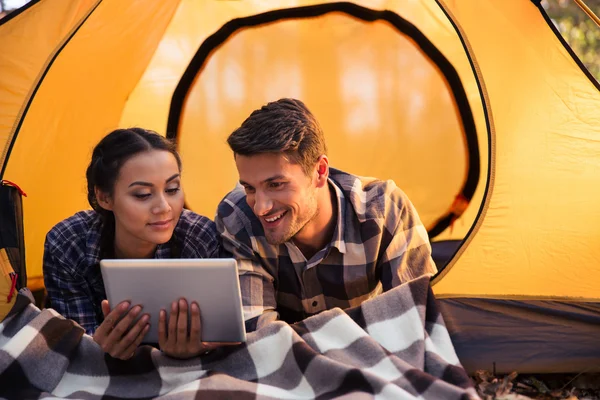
[43,209,220,335]
[216,168,438,327]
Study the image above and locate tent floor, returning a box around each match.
[439,297,600,375]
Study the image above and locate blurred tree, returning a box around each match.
[542,0,600,82]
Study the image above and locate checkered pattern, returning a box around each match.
[216,168,438,326]
[0,275,479,399]
[43,209,220,335]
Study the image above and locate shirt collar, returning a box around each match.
[85,215,104,264]
[328,178,346,254]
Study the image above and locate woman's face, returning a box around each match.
[98,150,184,254]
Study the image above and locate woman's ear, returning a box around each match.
[315,155,329,188]
[95,187,113,211]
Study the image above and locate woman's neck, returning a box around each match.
[113,231,157,259]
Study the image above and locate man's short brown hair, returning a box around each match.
[227,98,327,175]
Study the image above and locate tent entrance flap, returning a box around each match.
[167,2,481,241]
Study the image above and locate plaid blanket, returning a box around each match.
[0,275,479,399]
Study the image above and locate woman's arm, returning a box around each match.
[43,250,99,334]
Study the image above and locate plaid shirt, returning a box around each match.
[216,168,437,327]
[43,209,220,335]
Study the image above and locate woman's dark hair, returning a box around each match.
[86,127,182,257]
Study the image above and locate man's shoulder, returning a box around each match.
[216,185,260,230]
[174,210,219,257]
[330,168,410,222]
[176,209,217,233]
[217,184,249,216]
[215,185,266,251]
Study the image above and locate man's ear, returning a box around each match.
[315,155,329,188]
[95,187,113,211]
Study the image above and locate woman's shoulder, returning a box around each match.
[46,210,102,246]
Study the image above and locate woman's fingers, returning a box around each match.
[94,301,130,344]
[121,324,151,360]
[189,302,201,345]
[167,300,178,343]
[101,300,111,318]
[113,312,150,356]
[158,309,168,346]
[104,305,143,356]
[176,298,189,345]
[200,341,242,354]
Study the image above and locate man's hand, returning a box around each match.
[93,300,150,360]
[158,298,239,359]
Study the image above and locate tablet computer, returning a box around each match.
[99,258,246,344]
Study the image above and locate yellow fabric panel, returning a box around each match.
[433,0,600,299]
[0,0,98,168]
[119,0,298,134]
[121,0,485,236]
[179,13,466,228]
[3,0,181,283]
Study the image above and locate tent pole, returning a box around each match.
[573,0,600,27]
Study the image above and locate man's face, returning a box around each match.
[235,153,318,245]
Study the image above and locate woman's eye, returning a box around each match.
[166,187,180,195]
[134,193,151,199]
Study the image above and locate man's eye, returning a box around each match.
[269,182,283,189]
[243,186,255,194]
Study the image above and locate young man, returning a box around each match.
[216,98,437,330]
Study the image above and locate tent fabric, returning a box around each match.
[2,0,490,287]
[439,298,600,374]
[1,0,181,290]
[0,0,599,374]
[431,0,600,301]
[0,0,100,171]
[167,2,481,240]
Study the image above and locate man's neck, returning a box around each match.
[292,182,338,260]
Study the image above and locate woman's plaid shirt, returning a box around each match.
[216,168,438,328]
[43,209,220,334]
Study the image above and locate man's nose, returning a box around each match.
[253,191,273,216]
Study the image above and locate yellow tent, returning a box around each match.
[1,0,598,374]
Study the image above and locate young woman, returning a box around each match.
[43,128,221,360]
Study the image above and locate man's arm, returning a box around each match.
[216,199,279,331]
[378,189,438,291]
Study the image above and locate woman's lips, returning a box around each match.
[148,219,173,230]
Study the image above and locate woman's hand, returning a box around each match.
[158,298,233,359]
[93,300,150,360]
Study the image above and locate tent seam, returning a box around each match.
[430,0,497,284]
[0,0,104,178]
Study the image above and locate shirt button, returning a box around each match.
[312,301,318,307]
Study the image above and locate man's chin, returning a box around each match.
[265,230,293,246]
[265,235,284,246]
